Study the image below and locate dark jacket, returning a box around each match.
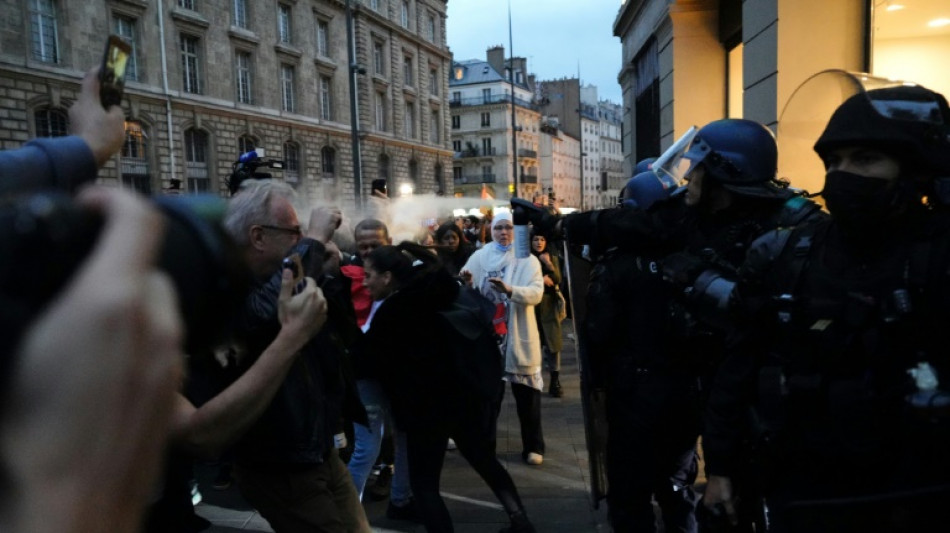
[234,237,365,465]
[533,252,563,353]
[363,268,501,433]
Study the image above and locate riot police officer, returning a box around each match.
[702,82,950,532]
[554,119,824,532]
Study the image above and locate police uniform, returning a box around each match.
[704,84,950,532]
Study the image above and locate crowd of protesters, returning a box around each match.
[0,64,560,533]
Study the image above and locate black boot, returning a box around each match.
[548,371,563,398]
[499,510,536,533]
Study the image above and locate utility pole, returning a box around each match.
[508,1,518,199]
[346,0,364,211]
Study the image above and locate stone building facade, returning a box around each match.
[0,0,453,207]
[612,0,949,194]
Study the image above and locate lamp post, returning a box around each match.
[345,0,364,211]
[508,1,518,200]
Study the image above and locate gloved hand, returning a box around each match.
[661,251,708,288]
[511,198,560,236]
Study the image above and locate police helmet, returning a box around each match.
[621,171,678,210]
[814,85,950,178]
[634,157,657,174]
[683,119,787,199]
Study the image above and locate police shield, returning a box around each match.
[777,69,909,197]
[560,239,609,507]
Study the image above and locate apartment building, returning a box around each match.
[1,0,453,206]
[448,45,541,200]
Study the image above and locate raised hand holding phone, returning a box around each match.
[98,35,131,109]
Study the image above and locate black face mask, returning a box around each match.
[822,170,904,232]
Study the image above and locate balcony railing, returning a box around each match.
[520,173,538,184]
[454,173,496,184]
[517,148,537,158]
[449,93,538,110]
[454,147,497,158]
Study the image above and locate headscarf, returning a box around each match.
[491,211,514,253]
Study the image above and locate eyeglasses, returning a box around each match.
[259,224,302,237]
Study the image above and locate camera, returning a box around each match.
[0,190,251,362]
[227,149,286,195]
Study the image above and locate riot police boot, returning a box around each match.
[548,371,563,398]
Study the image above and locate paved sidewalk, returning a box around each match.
[196,320,610,532]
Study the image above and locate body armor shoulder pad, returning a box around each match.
[776,195,826,228]
[740,227,795,282]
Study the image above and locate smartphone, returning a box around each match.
[282,253,305,294]
[99,35,132,109]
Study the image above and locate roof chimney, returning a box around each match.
[486,45,505,77]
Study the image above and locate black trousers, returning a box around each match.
[496,381,545,458]
[405,398,526,533]
[605,362,700,533]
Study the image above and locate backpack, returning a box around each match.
[438,285,504,401]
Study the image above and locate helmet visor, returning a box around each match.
[652,126,698,187]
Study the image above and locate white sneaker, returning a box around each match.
[525,452,543,466]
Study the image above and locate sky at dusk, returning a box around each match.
[446,1,625,104]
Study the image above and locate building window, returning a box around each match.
[405,101,415,138]
[321,146,335,176]
[316,19,329,57]
[378,153,390,181]
[451,90,461,103]
[480,112,490,127]
[178,0,195,9]
[429,68,439,95]
[180,34,202,94]
[184,128,210,193]
[233,0,247,28]
[434,163,444,193]
[453,167,461,182]
[430,110,440,143]
[283,141,300,184]
[482,88,491,104]
[634,38,660,160]
[278,4,292,44]
[238,134,255,154]
[113,16,138,81]
[236,51,252,104]
[451,114,461,129]
[121,121,150,194]
[370,0,379,11]
[319,76,332,120]
[403,56,413,86]
[281,64,295,112]
[409,159,419,186]
[373,41,385,75]
[34,108,68,137]
[29,0,59,63]
[452,140,461,152]
[375,91,387,131]
[426,14,436,42]
[400,1,409,28]
[482,137,492,156]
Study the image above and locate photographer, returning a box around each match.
[215,180,370,533]
[0,65,172,533]
[0,187,182,533]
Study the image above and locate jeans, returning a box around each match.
[347,379,411,505]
